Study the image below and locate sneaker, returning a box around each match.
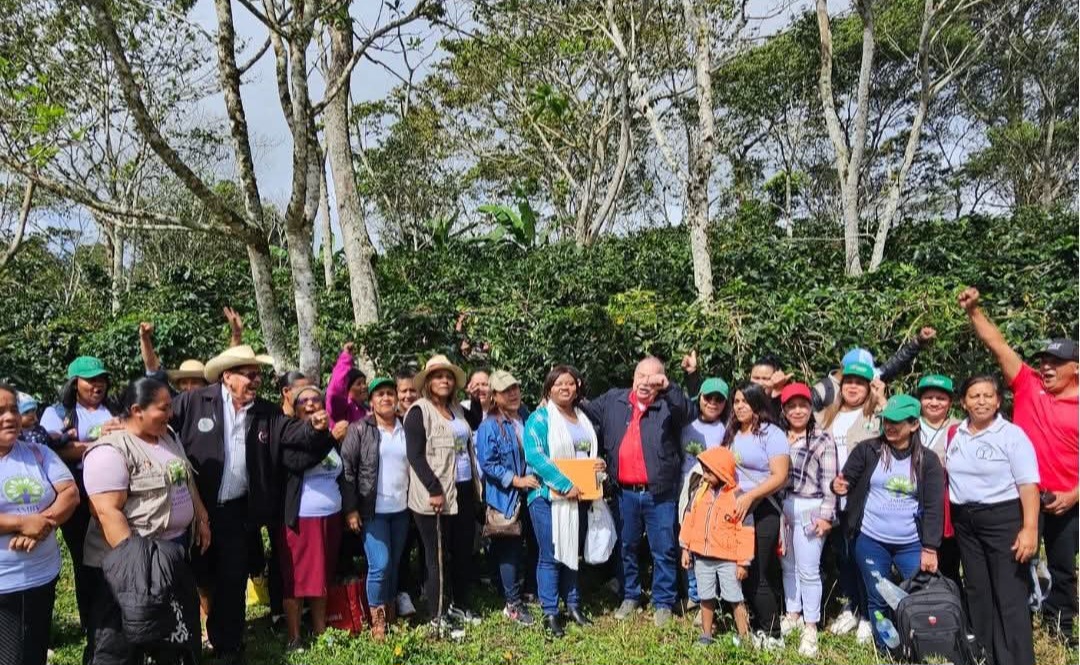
[696,634,715,647]
[503,602,535,626]
[613,599,640,620]
[856,618,873,644]
[285,639,305,653]
[828,609,858,635]
[654,608,673,627]
[751,630,784,651]
[798,625,819,657]
[396,592,417,617]
[428,615,466,639]
[781,614,804,637]
[448,604,482,626]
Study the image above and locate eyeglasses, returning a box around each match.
[296,397,322,408]
[702,394,726,404]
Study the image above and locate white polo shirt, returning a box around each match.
[945,415,1040,505]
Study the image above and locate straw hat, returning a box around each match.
[413,354,466,390]
[167,359,208,382]
[204,345,275,382]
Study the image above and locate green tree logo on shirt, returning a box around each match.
[454,436,468,454]
[166,460,187,485]
[4,476,44,505]
[87,425,103,441]
[321,453,340,471]
[684,440,705,457]
[885,475,916,497]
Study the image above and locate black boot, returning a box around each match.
[567,607,592,626]
[544,614,565,638]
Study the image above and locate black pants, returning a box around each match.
[743,500,782,636]
[0,576,57,665]
[397,520,425,597]
[413,483,477,614]
[953,500,1035,665]
[62,470,101,665]
[192,498,251,653]
[1041,506,1079,641]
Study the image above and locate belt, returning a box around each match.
[619,483,649,493]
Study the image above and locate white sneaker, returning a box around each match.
[798,625,819,657]
[396,591,417,617]
[751,630,784,651]
[828,609,858,635]
[856,618,873,644]
[780,614,804,637]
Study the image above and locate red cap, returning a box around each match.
[780,382,812,405]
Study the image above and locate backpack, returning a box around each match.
[894,571,978,665]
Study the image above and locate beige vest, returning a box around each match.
[83,430,196,567]
[407,399,481,515]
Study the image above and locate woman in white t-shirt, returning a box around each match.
[278,386,346,651]
[0,384,79,665]
[815,361,883,642]
[38,356,121,644]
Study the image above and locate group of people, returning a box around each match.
[0,287,1075,665]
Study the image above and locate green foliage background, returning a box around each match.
[3,207,1076,402]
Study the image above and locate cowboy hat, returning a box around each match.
[167,359,208,382]
[413,354,466,390]
[204,345,275,382]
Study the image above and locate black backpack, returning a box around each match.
[893,571,978,665]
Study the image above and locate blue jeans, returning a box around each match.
[363,511,410,607]
[615,489,678,610]
[529,497,580,617]
[491,534,522,605]
[854,534,921,649]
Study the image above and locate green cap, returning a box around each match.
[842,361,874,382]
[368,377,396,395]
[695,377,730,400]
[881,394,922,422]
[67,356,108,380]
[917,374,954,395]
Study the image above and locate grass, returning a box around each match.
[48,542,1076,665]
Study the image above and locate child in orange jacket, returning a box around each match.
[679,446,755,646]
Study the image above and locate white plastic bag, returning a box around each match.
[584,499,617,565]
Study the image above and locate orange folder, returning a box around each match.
[553,459,603,500]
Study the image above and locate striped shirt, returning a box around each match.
[786,429,839,522]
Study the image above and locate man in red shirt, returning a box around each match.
[961,287,1079,642]
[582,356,690,627]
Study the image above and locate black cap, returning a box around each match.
[1036,338,1080,362]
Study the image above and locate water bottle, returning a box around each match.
[874,611,901,649]
[871,570,909,609]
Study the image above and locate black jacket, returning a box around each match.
[840,437,945,549]
[171,383,333,526]
[100,534,200,657]
[341,417,384,520]
[581,387,690,499]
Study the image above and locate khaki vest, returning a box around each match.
[83,430,196,567]
[407,399,481,515]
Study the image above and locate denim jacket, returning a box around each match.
[476,410,531,518]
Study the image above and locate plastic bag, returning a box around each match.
[584,499,617,565]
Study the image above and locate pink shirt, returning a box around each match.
[84,442,194,541]
[326,350,369,426]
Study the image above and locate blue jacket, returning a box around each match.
[476,410,532,518]
[581,386,690,499]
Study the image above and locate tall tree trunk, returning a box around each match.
[324,20,380,327]
[284,218,321,379]
[683,0,715,305]
[318,156,334,292]
[245,240,290,370]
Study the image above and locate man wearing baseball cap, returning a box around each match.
[959,286,1078,642]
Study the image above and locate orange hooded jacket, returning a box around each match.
[680,447,755,563]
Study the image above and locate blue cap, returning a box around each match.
[16,392,38,415]
[841,348,874,368]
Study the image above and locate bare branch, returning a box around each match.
[0,180,34,269]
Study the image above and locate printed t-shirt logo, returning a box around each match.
[684,440,705,457]
[884,475,916,497]
[4,476,44,505]
[87,424,103,441]
[166,459,188,485]
[321,453,340,471]
[454,434,468,454]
